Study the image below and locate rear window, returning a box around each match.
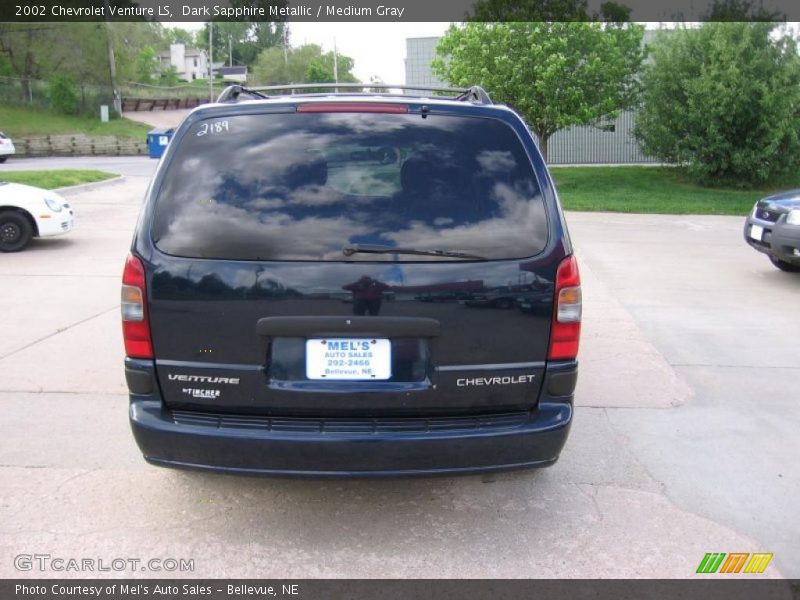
[152,111,548,261]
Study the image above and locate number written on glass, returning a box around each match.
[196,121,230,137]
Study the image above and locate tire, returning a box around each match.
[0,157,7,163]
[0,210,33,252]
[495,298,513,309]
[769,256,800,272]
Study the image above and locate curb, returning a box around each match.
[56,174,126,195]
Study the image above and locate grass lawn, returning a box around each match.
[0,170,117,189]
[551,166,798,216]
[0,105,151,140]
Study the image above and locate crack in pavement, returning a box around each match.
[0,306,118,361]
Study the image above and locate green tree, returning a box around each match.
[113,22,166,83]
[468,0,632,21]
[432,22,644,161]
[0,22,164,111]
[54,23,162,112]
[306,58,335,83]
[634,23,800,186]
[252,22,288,55]
[0,24,61,103]
[702,0,784,21]
[135,46,158,83]
[199,22,287,69]
[164,27,195,47]
[251,43,358,86]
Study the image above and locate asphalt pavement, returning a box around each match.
[1,156,157,178]
[0,169,796,579]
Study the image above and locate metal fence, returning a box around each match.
[0,76,221,115]
[0,76,114,116]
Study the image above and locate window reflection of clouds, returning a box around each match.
[387,184,546,256]
[282,185,344,207]
[317,112,411,134]
[237,133,331,165]
[245,198,285,210]
[161,198,375,260]
[476,150,517,174]
[154,112,548,261]
[207,260,527,294]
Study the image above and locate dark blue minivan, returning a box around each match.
[122,84,581,477]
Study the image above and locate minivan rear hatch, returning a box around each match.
[145,103,557,417]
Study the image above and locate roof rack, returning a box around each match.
[216,83,493,105]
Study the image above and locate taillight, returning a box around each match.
[549,255,582,361]
[297,103,408,113]
[121,254,153,359]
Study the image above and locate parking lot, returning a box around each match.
[1,159,798,578]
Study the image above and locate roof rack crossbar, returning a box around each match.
[216,83,493,105]
[216,85,268,103]
[455,86,493,105]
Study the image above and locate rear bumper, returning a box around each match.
[131,401,571,477]
[128,363,576,478]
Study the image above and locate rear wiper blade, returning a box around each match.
[342,244,487,260]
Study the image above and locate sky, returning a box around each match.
[179,22,800,85]
[289,22,450,83]
[178,22,451,84]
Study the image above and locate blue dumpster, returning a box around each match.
[146,128,174,159]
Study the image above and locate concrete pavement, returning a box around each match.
[568,212,800,579]
[0,177,795,578]
[123,109,193,130]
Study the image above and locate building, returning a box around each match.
[405,37,447,90]
[217,66,248,84]
[157,44,209,82]
[404,35,657,165]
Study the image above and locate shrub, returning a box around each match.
[47,75,80,115]
[635,23,800,187]
[159,66,180,87]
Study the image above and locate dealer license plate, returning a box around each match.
[750,224,764,241]
[306,338,391,380]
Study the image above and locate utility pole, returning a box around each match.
[283,26,288,66]
[228,35,232,67]
[333,37,338,92]
[102,0,121,116]
[208,22,213,102]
